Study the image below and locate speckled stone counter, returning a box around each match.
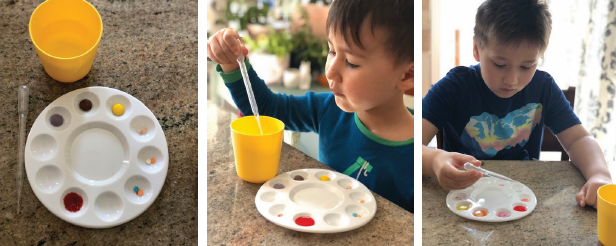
[0,0,197,244]
[422,161,600,245]
[207,101,413,245]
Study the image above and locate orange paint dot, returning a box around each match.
[356,214,361,218]
[359,200,365,203]
[150,158,156,164]
[521,198,530,202]
[137,190,144,196]
[278,214,283,217]
[473,209,489,217]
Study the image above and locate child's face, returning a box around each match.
[325,19,413,113]
[473,40,540,98]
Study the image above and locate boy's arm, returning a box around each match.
[218,61,329,133]
[422,119,482,189]
[556,124,612,207]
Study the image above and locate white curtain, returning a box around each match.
[574,0,616,161]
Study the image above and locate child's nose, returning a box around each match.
[503,72,519,85]
[325,58,342,84]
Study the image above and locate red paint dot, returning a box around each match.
[295,216,315,226]
[513,206,527,212]
[63,192,83,213]
[521,198,530,202]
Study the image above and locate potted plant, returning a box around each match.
[290,7,329,88]
[243,29,294,85]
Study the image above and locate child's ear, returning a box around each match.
[398,62,414,91]
[473,41,481,62]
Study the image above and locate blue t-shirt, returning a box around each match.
[423,64,581,160]
[217,61,414,212]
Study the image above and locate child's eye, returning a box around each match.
[346,60,359,68]
[521,66,531,70]
[328,51,336,57]
[493,62,505,68]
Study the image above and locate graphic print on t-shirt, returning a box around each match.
[342,156,372,179]
[461,103,542,158]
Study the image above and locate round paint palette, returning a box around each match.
[255,169,377,233]
[25,87,168,228]
[446,177,537,222]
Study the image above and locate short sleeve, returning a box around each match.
[543,75,581,134]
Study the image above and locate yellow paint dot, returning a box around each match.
[112,104,125,116]
[320,176,330,181]
[456,204,470,210]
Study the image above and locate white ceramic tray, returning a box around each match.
[25,87,168,228]
[446,177,537,222]
[255,169,377,233]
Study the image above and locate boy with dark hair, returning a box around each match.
[208,0,414,212]
[422,0,611,208]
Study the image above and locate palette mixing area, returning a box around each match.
[446,177,537,222]
[255,169,377,233]
[25,87,168,228]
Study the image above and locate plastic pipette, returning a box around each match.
[236,39,263,135]
[17,85,29,214]
[464,162,516,182]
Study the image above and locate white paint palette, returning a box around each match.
[255,169,377,233]
[25,87,168,228]
[446,177,537,222]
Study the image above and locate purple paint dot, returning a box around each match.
[273,183,284,189]
[50,114,63,127]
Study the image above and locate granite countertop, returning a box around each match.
[207,101,413,245]
[422,161,600,245]
[0,0,197,244]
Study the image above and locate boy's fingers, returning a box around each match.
[585,184,599,208]
[442,166,481,185]
[576,188,586,207]
[207,42,222,64]
[216,36,237,64]
[451,154,480,169]
[212,39,235,64]
[209,37,232,64]
[242,46,249,56]
[222,29,242,56]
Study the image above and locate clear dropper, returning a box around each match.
[236,38,263,135]
[17,85,29,214]
[464,162,516,182]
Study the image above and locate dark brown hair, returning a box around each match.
[474,0,552,54]
[325,0,413,65]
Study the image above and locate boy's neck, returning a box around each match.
[355,100,414,142]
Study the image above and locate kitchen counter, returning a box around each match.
[422,161,603,245]
[0,0,197,244]
[207,101,414,245]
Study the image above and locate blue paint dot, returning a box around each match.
[353,213,358,217]
[133,186,139,193]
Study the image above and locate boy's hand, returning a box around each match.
[433,151,483,190]
[575,173,612,208]
[206,28,249,73]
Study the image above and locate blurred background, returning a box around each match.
[423,0,616,169]
[207,0,415,161]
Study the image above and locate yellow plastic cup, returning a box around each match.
[29,0,103,82]
[598,184,616,245]
[231,116,285,183]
